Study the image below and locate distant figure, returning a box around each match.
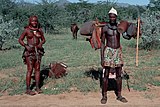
[18,16,46,95]
[70,23,79,39]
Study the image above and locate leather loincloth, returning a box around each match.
[22,47,45,64]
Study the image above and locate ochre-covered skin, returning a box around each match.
[18,16,46,95]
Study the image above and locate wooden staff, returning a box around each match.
[136,17,140,67]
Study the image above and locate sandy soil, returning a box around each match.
[0,87,160,107]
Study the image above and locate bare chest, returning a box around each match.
[26,30,42,39]
[106,28,118,36]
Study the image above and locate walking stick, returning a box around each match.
[136,17,140,67]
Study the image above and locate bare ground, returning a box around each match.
[0,87,160,107]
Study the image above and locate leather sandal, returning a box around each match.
[117,96,128,103]
[101,96,107,104]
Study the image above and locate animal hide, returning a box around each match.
[80,21,95,36]
[49,62,68,78]
[90,26,102,50]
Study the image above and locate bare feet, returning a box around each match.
[25,90,36,96]
[35,88,43,94]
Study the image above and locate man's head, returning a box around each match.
[108,7,117,24]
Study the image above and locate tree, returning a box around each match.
[0,18,19,50]
[34,1,68,33]
[0,0,17,21]
[148,0,160,11]
[140,10,160,50]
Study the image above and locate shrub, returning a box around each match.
[0,16,19,50]
[140,10,160,50]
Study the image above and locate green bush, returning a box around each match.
[140,10,160,50]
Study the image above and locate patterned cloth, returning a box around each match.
[103,46,123,67]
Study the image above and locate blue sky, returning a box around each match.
[25,0,150,5]
[70,0,150,5]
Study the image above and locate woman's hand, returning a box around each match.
[25,45,34,52]
[37,44,42,49]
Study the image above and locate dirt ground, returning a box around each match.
[0,87,160,107]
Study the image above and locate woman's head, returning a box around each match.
[29,16,38,28]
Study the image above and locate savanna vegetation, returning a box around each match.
[0,0,160,96]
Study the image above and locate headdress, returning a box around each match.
[108,7,117,16]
